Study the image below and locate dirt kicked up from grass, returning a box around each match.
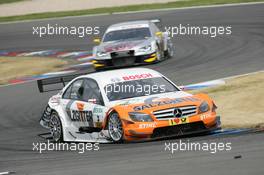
[0,56,68,85]
[191,71,264,129]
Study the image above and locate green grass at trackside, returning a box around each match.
[0,0,24,5]
[0,0,263,22]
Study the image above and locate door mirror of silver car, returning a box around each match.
[155,31,163,37]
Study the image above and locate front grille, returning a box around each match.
[110,50,135,66]
[111,50,134,58]
[112,57,136,66]
[151,121,206,138]
[153,105,197,120]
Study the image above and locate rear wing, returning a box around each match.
[37,73,85,93]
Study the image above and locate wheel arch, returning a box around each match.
[102,108,117,129]
[102,107,131,129]
[46,104,69,140]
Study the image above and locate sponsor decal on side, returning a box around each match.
[71,110,93,122]
[69,103,93,125]
[93,107,103,114]
[77,102,84,111]
[93,106,104,128]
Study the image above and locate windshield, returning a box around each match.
[104,77,179,101]
[103,27,151,42]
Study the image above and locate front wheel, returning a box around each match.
[156,46,162,62]
[49,111,63,142]
[108,112,123,143]
[164,41,174,59]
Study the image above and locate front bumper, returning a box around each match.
[122,114,221,141]
[92,52,157,69]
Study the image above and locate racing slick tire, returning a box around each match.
[164,41,174,59]
[108,112,124,143]
[49,111,63,142]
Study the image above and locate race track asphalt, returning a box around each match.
[0,3,264,175]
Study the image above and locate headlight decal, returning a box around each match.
[129,112,153,122]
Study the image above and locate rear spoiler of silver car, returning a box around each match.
[37,72,85,93]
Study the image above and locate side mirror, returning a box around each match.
[93,38,101,44]
[155,31,163,37]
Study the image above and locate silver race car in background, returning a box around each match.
[92,19,174,71]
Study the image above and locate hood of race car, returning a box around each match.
[107,91,205,112]
[98,38,153,53]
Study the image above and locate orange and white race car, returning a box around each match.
[38,68,221,143]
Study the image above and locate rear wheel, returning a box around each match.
[49,111,63,142]
[108,112,123,143]
[164,42,174,59]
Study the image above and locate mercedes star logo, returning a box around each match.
[173,108,182,118]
